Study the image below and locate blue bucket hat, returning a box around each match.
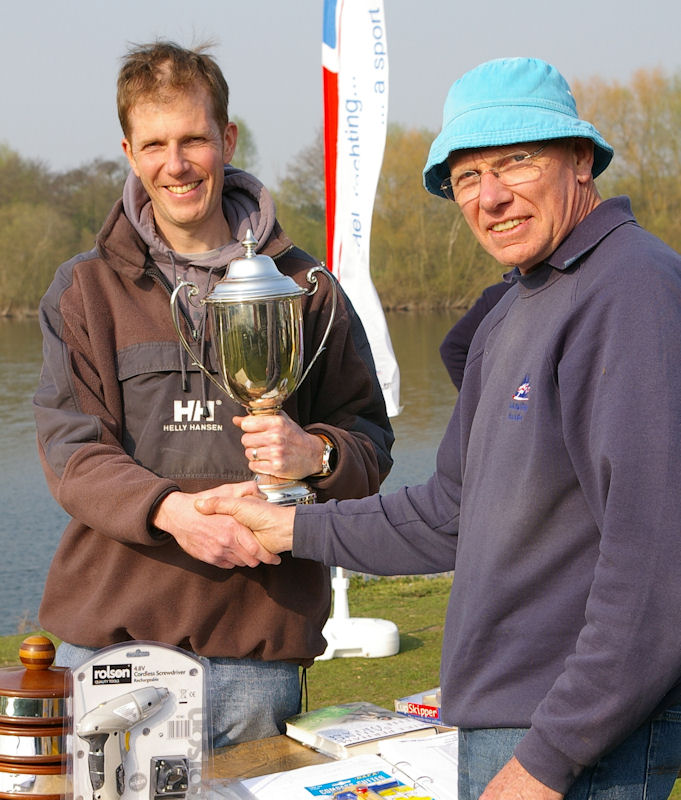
[423,57,614,198]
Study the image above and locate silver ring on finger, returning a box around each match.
[252,448,258,461]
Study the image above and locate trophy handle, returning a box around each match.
[169,281,236,399]
[298,265,338,387]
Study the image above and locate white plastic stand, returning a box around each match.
[316,568,400,660]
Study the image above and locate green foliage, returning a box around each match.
[0,143,49,207]
[573,68,681,250]
[5,66,681,315]
[0,146,127,314]
[231,116,259,173]
[0,202,76,314]
[51,158,128,250]
[273,130,327,262]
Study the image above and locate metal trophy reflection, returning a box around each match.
[170,230,337,505]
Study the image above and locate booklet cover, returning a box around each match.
[285,701,437,759]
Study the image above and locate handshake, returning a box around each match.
[195,486,297,566]
[160,411,332,569]
[153,408,329,570]
[151,481,300,570]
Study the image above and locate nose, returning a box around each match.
[165,142,189,176]
[477,171,513,211]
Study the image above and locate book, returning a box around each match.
[284,701,438,759]
[394,687,443,726]
[242,753,441,799]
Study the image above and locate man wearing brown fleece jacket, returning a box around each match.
[33,41,392,747]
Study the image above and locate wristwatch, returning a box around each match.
[311,434,338,477]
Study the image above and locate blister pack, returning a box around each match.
[70,642,207,800]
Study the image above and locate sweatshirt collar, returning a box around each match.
[546,196,636,271]
[510,196,637,288]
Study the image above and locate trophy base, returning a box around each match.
[257,479,316,506]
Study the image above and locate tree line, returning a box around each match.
[2,68,680,315]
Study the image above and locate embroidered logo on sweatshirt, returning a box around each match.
[509,375,531,421]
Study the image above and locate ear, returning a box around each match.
[121,138,140,177]
[222,121,238,165]
[573,139,595,184]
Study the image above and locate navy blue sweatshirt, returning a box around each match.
[440,281,512,389]
[292,198,681,793]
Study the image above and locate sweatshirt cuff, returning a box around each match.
[147,486,180,542]
[514,727,583,795]
[291,503,329,560]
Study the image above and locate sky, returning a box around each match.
[2,0,679,189]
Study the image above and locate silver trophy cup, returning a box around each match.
[170,230,337,505]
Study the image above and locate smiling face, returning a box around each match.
[122,84,237,253]
[448,139,600,273]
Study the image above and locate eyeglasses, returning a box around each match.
[441,144,548,203]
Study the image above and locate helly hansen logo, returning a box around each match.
[174,400,216,422]
[163,399,224,432]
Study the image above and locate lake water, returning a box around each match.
[0,312,460,636]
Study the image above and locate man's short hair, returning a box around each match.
[117,40,230,139]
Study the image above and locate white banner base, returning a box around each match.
[316,569,400,660]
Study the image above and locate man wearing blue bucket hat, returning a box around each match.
[203,57,681,799]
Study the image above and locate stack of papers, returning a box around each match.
[379,730,459,800]
[238,731,459,799]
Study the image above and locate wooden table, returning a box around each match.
[211,735,331,782]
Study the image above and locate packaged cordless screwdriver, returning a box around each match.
[70,641,207,800]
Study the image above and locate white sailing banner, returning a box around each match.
[322,0,401,416]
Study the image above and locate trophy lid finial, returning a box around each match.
[242,229,258,257]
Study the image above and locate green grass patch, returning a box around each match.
[303,575,449,711]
